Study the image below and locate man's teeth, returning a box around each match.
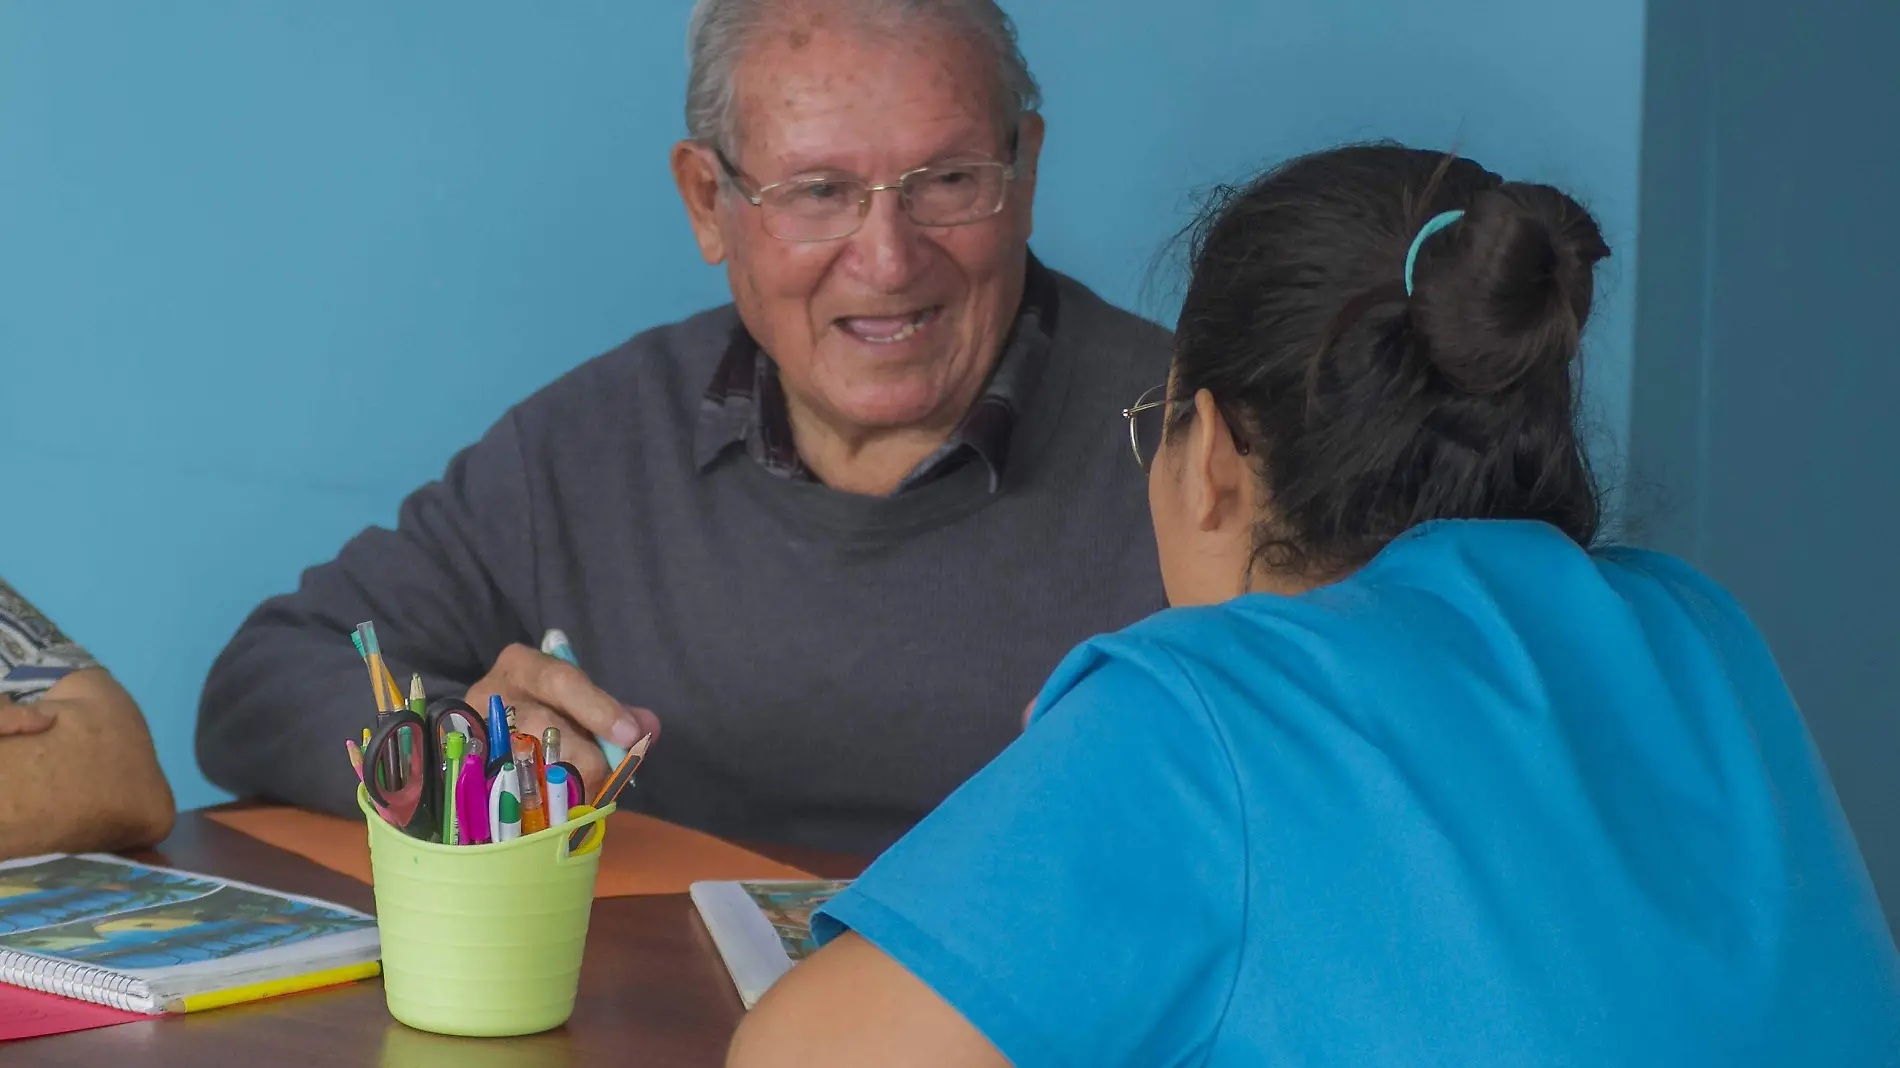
[849,308,936,342]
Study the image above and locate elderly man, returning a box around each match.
[197,0,1170,855]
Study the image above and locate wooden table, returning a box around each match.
[13,808,865,1067]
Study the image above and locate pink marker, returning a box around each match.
[456,752,491,844]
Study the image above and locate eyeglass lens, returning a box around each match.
[758,164,1010,241]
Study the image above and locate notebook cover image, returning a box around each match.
[0,883,369,971]
[740,881,850,962]
[0,855,219,935]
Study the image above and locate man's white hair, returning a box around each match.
[684,0,1042,153]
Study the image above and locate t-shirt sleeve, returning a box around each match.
[811,635,1248,1068]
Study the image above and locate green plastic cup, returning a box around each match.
[358,785,615,1037]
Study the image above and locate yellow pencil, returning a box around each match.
[169,961,381,1013]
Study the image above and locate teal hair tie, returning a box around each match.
[1403,209,1465,295]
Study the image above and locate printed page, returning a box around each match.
[738,880,852,962]
[0,883,373,973]
[0,855,221,936]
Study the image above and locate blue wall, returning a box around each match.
[0,1,1645,810]
[1631,0,1900,918]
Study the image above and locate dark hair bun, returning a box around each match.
[1408,184,1612,396]
[1167,143,1609,577]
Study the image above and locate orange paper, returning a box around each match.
[206,806,813,896]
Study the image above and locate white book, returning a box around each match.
[0,853,379,1014]
[689,879,852,1009]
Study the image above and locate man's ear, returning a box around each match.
[1011,111,1045,238]
[671,140,728,266]
[1186,389,1251,534]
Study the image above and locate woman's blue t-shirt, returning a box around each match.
[813,520,1899,1066]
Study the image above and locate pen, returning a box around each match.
[512,733,548,835]
[545,765,571,827]
[485,695,510,779]
[442,730,465,845]
[489,762,522,842]
[544,726,585,808]
[541,629,629,769]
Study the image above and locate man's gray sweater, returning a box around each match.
[197,267,1171,856]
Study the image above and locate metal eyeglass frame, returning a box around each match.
[712,129,1021,241]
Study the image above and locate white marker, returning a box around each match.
[545,765,571,827]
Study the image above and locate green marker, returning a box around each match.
[442,730,465,845]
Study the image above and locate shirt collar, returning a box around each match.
[695,252,1060,494]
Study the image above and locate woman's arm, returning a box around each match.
[728,932,1008,1068]
[0,668,176,859]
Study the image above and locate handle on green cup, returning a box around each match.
[554,803,614,865]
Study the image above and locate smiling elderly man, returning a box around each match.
[197,0,1170,855]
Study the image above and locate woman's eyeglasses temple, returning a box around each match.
[1122,384,1252,471]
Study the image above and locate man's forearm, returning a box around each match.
[197,418,537,811]
[198,603,489,816]
[0,670,175,859]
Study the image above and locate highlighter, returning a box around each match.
[489,762,522,843]
[540,629,629,770]
[456,752,490,844]
[441,731,465,845]
[512,734,547,835]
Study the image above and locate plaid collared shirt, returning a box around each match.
[694,256,1060,494]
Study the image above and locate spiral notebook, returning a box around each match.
[689,879,851,1009]
[0,853,380,1016]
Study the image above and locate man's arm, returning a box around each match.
[0,669,176,859]
[196,414,540,816]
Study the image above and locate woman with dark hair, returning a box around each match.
[728,145,1899,1067]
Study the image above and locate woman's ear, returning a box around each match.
[1185,389,1253,534]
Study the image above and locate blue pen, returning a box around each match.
[541,629,629,769]
[486,694,511,776]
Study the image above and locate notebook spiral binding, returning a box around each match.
[0,947,153,1013]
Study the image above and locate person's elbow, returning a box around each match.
[727,934,1011,1068]
[35,670,178,852]
[195,628,273,798]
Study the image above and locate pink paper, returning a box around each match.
[0,983,153,1042]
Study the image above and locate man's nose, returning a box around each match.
[846,186,931,289]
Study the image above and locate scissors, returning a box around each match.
[364,697,490,841]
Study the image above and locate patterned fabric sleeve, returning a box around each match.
[0,576,100,704]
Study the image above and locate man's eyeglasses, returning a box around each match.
[1122,383,1252,471]
[714,134,1019,243]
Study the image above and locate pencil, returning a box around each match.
[590,733,652,808]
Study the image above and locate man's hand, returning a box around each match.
[0,696,56,736]
[463,644,660,795]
